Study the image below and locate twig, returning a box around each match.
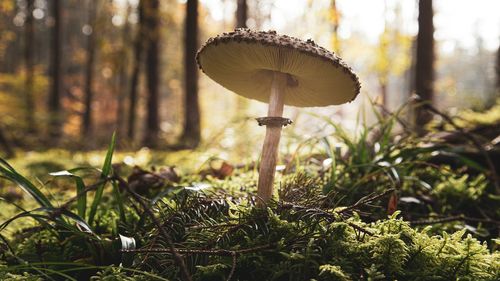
[346,221,375,236]
[59,178,108,210]
[120,243,272,256]
[338,188,396,215]
[186,223,238,230]
[123,244,273,281]
[122,243,271,281]
[227,252,237,281]
[113,176,192,281]
[421,101,500,193]
[278,202,376,236]
[409,215,500,226]
[374,102,412,133]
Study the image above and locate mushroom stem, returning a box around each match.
[257,72,287,205]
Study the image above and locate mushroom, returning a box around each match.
[196,29,360,205]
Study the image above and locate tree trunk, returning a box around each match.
[236,0,247,28]
[235,0,248,116]
[127,0,145,141]
[496,44,500,95]
[380,79,388,109]
[0,127,14,158]
[82,0,97,136]
[331,0,343,117]
[378,4,389,111]
[24,0,36,134]
[330,0,341,54]
[143,0,160,147]
[414,0,434,134]
[116,5,131,139]
[180,0,200,148]
[48,0,62,140]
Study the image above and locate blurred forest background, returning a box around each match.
[0,0,498,156]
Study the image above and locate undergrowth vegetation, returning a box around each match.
[0,105,499,280]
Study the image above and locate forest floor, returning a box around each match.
[0,103,499,280]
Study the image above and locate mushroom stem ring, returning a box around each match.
[255,117,293,127]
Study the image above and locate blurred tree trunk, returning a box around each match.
[330,0,341,54]
[236,0,247,28]
[116,5,131,139]
[180,0,200,148]
[82,0,97,136]
[330,0,344,117]
[0,127,14,158]
[24,0,36,134]
[127,0,145,141]
[48,0,62,139]
[496,44,500,95]
[379,82,388,108]
[143,0,160,147]
[414,0,434,134]
[235,0,249,118]
[377,3,389,110]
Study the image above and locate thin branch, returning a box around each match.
[374,102,412,133]
[59,178,108,210]
[186,223,238,230]
[226,252,237,281]
[278,202,376,236]
[409,215,500,226]
[122,243,271,280]
[346,221,375,236]
[421,100,500,193]
[120,243,272,256]
[338,188,396,215]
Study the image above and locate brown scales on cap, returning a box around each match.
[196,28,361,102]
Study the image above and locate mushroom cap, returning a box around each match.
[196,29,361,107]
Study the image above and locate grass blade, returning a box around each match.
[112,180,126,223]
[0,158,53,208]
[88,132,116,225]
[0,209,52,231]
[0,207,99,246]
[50,170,87,219]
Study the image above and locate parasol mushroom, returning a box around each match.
[196,28,360,205]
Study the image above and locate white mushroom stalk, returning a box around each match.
[257,72,287,204]
[196,28,360,205]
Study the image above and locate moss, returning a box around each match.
[318,264,352,281]
[90,266,150,281]
[13,229,63,263]
[0,262,43,281]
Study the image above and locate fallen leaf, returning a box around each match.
[387,193,398,215]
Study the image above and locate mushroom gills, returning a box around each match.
[256,69,299,88]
